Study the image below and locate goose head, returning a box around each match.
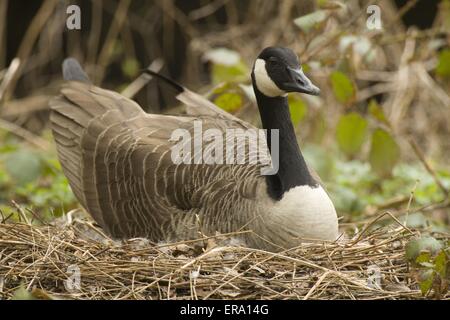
[252,47,320,98]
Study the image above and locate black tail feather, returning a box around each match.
[144,69,184,93]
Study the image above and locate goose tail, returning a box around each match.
[50,59,143,228]
[62,58,91,83]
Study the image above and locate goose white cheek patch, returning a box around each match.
[253,59,287,97]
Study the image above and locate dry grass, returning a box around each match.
[0,216,447,300]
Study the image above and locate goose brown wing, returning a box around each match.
[50,81,264,239]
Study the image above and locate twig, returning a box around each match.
[0,95,50,117]
[301,2,372,62]
[95,0,132,84]
[1,0,58,101]
[0,220,436,300]
[0,118,51,150]
[404,180,418,224]
[156,230,252,248]
[0,0,8,68]
[121,59,164,99]
[188,0,230,21]
[25,208,47,226]
[303,271,331,300]
[409,139,449,198]
[0,58,20,103]
[11,201,30,225]
[350,211,414,245]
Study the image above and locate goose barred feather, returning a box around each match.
[50,81,273,246]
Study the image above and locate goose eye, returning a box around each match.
[268,57,277,65]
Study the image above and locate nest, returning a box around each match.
[0,217,447,300]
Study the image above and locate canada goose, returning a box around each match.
[50,47,338,251]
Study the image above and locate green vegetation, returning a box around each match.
[0,135,76,222]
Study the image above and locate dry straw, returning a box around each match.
[0,215,447,300]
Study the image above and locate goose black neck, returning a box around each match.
[252,80,317,200]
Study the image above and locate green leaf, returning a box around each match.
[0,143,18,153]
[405,237,443,262]
[213,92,243,113]
[435,49,450,78]
[211,62,248,84]
[418,269,434,296]
[288,95,308,125]
[329,185,365,214]
[416,251,432,264]
[318,0,346,10]
[368,100,390,126]
[402,212,429,229]
[212,82,233,95]
[303,144,335,181]
[301,63,311,73]
[3,150,42,186]
[311,111,327,143]
[336,113,368,157]
[11,286,37,300]
[330,71,356,105]
[369,129,400,176]
[204,48,248,84]
[121,58,140,79]
[11,286,53,300]
[434,250,447,278]
[294,10,328,33]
